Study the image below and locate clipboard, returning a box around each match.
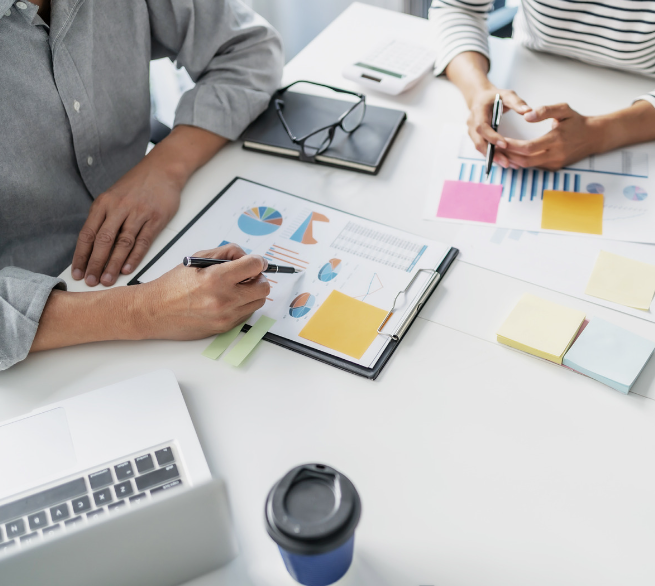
[129,178,459,380]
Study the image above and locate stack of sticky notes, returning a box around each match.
[563,318,655,394]
[497,294,586,364]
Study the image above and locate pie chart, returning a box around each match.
[238,206,283,236]
[289,293,315,318]
[586,182,605,194]
[624,186,648,201]
[318,259,342,282]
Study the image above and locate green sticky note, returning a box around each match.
[224,316,276,366]
[201,323,246,360]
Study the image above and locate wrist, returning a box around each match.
[587,114,618,154]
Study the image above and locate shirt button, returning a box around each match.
[74,100,81,112]
[16,2,27,9]
[5,9,11,16]
[87,156,94,166]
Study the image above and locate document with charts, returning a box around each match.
[132,178,455,372]
[424,126,655,244]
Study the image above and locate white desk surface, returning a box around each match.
[3,3,655,585]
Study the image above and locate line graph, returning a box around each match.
[354,273,383,302]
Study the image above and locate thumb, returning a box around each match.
[218,254,268,284]
[524,103,572,123]
[501,90,531,115]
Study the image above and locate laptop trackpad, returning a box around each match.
[0,408,77,498]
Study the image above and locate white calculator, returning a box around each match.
[342,40,437,95]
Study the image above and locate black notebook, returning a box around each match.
[241,91,406,175]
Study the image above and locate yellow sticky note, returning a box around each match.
[497,294,586,364]
[541,190,603,235]
[585,250,655,310]
[299,290,387,359]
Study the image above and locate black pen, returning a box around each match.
[183,256,301,274]
[485,93,503,181]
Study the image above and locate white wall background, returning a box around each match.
[243,0,404,62]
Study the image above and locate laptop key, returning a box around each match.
[5,519,25,538]
[114,461,134,481]
[50,503,70,522]
[0,478,86,525]
[135,464,179,492]
[65,516,83,529]
[93,488,113,507]
[87,509,105,522]
[43,524,61,537]
[129,493,147,505]
[115,480,134,498]
[155,447,174,466]
[108,500,126,514]
[71,495,92,514]
[0,540,16,554]
[28,511,48,531]
[89,468,113,490]
[135,454,154,474]
[150,479,183,496]
[20,532,39,545]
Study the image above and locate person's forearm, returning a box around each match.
[30,288,146,352]
[445,52,493,107]
[591,100,655,154]
[147,125,229,188]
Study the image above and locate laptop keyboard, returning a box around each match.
[0,444,183,555]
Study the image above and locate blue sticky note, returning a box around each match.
[563,318,655,394]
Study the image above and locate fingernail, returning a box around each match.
[101,272,113,284]
[261,257,269,271]
[524,112,537,122]
[85,274,98,286]
[497,140,507,149]
[72,268,83,280]
[519,105,530,112]
[122,264,132,274]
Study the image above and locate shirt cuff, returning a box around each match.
[0,267,67,371]
[633,94,655,109]
[174,84,273,141]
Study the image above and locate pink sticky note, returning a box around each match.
[437,180,502,224]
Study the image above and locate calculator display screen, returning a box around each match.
[354,62,405,79]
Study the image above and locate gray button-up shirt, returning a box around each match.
[0,0,283,370]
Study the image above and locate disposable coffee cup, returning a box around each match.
[265,463,361,586]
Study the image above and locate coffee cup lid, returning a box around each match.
[265,464,361,555]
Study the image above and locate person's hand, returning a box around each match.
[498,103,600,171]
[71,157,182,287]
[466,87,533,168]
[135,244,271,340]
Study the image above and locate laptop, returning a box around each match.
[0,370,238,586]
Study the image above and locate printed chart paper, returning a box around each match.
[136,179,450,368]
[425,125,655,243]
[585,251,655,310]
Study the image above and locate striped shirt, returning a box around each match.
[429,0,655,108]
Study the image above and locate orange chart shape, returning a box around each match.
[290,212,330,244]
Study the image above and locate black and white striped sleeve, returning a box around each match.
[634,92,655,110]
[428,0,494,76]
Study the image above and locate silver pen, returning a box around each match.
[485,94,503,181]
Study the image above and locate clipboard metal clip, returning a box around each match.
[377,268,442,342]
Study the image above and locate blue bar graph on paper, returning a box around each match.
[459,163,466,181]
[501,167,507,196]
[469,164,476,182]
[563,173,570,191]
[574,174,581,192]
[479,164,485,182]
[542,171,549,196]
[509,169,518,202]
[530,170,539,200]
[491,165,497,183]
[519,169,528,201]
[553,172,560,191]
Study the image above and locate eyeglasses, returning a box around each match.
[274,81,366,162]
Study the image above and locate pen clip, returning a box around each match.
[493,95,503,129]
